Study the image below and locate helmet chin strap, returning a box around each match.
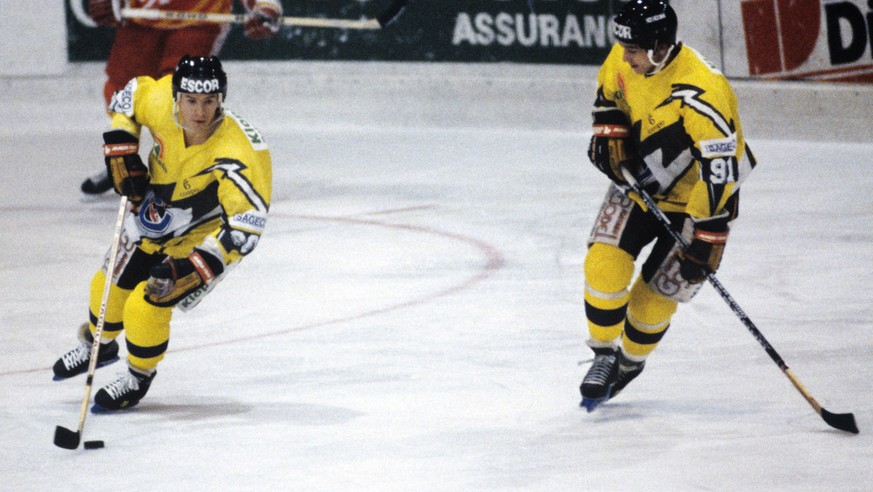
[646,41,676,75]
[172,94,225,132]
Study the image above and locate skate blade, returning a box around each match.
[91,399,141,414]
[580,397,608,413]
[52,356,120,382]
[90,404,112,414]
[580,386,614,413]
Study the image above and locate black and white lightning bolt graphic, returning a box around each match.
[658,84,732,137]
[200,158,268,213]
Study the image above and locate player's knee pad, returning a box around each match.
[622,278,678,358]
[585,242,635,294]
[123,282,173,370]
[584,243,635,342]
[628,277,678,324]
[89,269,133,340]
[645,217,706,303]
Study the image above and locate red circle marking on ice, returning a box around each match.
[2,207,505,377]
[170,211,506,352]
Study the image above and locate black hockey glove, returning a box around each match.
[588,108,634,184]
[103,129,149,204]
[678,215,730,284]
[145,249,225,307]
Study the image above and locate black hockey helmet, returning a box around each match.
[612,0,678,51]
[172,55,228,100]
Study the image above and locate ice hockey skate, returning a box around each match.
[93,366,156,411]
[52,323,119,380]
[580,347,646,412]
[580,346,618,412]
[611,353,645,400]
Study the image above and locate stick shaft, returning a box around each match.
[74,196,128,434]
[120,8,381,29]
[618,170,826,417]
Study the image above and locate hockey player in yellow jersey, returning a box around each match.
[579,0,756,411]
[53,55,272,410]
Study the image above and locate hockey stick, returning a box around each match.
[120,0,409,30]
[620,168,859,434]
[54,196,129,450]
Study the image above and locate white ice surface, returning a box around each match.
[0,62,871,491]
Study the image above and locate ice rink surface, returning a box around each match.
[1,62,871,491]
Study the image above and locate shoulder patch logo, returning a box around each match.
[700,134,738,158]
[108,78,137,116]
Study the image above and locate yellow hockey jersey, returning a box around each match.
[594,43,756,219]
[108,75,272,268]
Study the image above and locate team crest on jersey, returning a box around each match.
[137,191,173,235]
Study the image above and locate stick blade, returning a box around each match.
[821,409,859,434]
[377,0,409,27]
[54,425,81,450]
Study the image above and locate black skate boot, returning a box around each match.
[81,169,113,195]
[611,351,646,400]
[580,346,618,412]
[93,366,156,411]
[52,323,119,380]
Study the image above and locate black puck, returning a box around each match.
[83,440,105,449]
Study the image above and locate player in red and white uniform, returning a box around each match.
[81,0,282,195]
[579,0,758,411]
